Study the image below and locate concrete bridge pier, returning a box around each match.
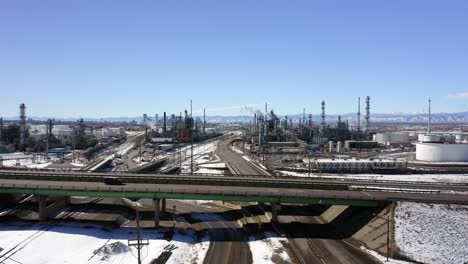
[161,199,166,213]
[271,203,282,223]
[38,195,70,221]
[153,198,160,229]
[38,195,48,221]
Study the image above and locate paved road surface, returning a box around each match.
[215,137,380,264]
[166,200,252,264]
[216,140,267,176]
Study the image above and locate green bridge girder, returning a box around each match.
[0,188,378,207]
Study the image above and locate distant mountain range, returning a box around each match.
[2,111,468,124]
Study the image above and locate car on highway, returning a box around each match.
[103,176,124,185]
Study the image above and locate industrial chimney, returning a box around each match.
[365,96,370,132]
[321,101,326,133]
[19,103,26,148]
[163,112,167,133]
[357,97,361,131]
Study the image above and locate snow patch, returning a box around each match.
[394,202,468,264]
[249,232,291,264]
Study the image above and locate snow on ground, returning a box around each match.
[394,202,468,264]
[277,170,468,183]
[231,146,244,154]
[179,139,222,173]
[114,142,136,156]
[70,161,86,167]
[195,168,224,174]
[0,221,209,264]
[197,163,226,169]
[125,131,140,136]
[361,248,415,264]
[1,156,55,169]
[249,232,291,264]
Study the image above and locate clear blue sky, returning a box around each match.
[1,0,467,118]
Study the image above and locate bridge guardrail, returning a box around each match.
[1,167,467,187]
[0,170,467,196]
[0,182,467,204]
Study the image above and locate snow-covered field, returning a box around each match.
[249,232,291,264]
[0,221,209,264]
[394,202,468,264]
[1,159,52,169]
[362,248,414,264]
[179,139,225,174]
[277,170,468,183]
[0,152,61,169]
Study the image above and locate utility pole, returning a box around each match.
[386,214,390,262]
[128,211,149,264]
[190,100,194,175]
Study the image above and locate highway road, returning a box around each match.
[216,140,267,176]
[215,137,381,264]
[164,200,253,264]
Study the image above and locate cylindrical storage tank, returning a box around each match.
[422,135,441,143]
[418,134,425,142]
[329,141,334,153]
[456,134,464,141]
[416,143,468,162]
[374,133,390,144]
[390,133,410,143]
[337,142,343,153]
[375,133,410,144]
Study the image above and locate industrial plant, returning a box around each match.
[0,98,467,264]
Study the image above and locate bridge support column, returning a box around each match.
[161,199,166,213]
[153,198,160,229]
[38,195,48,221]
[271,203,281,223]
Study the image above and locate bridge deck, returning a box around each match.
[1,178,467,206]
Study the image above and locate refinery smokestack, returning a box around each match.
[321,101,326,133]
[203,108,206,134]
[365,96,370,132]
[163,112,167,133]
[19,103,26,148]
[357,97,361,131]
[264,103,268,137]
[0,117,3,142]
[428,98,432,134]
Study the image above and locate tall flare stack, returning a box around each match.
[163,112,167,133]
[321,101,326,133]
[428,98,432,134]
[357,97,361,131]
[19,103,26,148]
[365,96,371,132]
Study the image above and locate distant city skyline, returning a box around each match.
[1,1,467,118]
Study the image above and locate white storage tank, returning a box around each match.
[418,134,425,142]
[416,143,468,162]
[422,134,442,143]
[337,142,343,153]
[374,132,410,145]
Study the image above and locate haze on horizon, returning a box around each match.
[1,0,467,118]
